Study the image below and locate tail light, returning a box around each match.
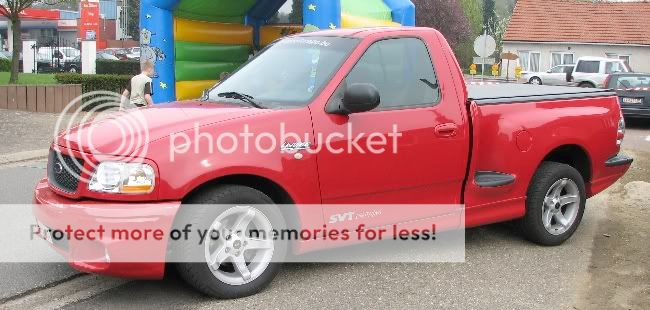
[603,75,612,88]
[617,110,625,147]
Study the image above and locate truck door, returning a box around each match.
[311,37,468,228]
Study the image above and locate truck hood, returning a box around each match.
[56,101,268,156]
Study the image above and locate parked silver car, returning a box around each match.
[521,64,575,86]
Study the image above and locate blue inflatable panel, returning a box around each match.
[303,0,341,31]
[383,0,415,26]
[140,0,182,103]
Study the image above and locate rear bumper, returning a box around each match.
[588,153,633,197]
[621,106,650,118]
[605,154,634,167]
[32,178,181,279]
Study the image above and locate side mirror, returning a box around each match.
[327,83,380,115]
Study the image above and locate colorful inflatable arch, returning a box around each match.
[140,0,415,103]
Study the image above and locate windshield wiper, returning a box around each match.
[217,92,266,109]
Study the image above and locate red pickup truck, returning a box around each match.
[34,27,632,298]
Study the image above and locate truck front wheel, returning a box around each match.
[518,162,586,246]
[174,185,286,299]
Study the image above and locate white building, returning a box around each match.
[502,0,650,77]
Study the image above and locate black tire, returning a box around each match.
[579,82,595,88]
[518,162,586,246]
[173,185,286,299]
[529,77,542,85]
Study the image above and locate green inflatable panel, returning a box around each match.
[175,41,251,63]
[175,61,243,81]
[174,0,257,23]
[341,0,393,21]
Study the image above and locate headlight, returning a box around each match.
[88,162,155,194]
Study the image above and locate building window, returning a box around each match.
[551,52,574,67]
[519,51,541,72]
[619,55,631,67]
[607,53,631,67]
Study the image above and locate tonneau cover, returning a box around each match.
[468,84,616,105]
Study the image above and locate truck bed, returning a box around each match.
[468,84,615,105]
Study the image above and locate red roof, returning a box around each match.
[504,0,650,46]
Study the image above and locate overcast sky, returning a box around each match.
[278,0,294,14]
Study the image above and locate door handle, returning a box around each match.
[434,123,458,137]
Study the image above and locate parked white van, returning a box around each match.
[36,47,80,64]
[570,56,631,88]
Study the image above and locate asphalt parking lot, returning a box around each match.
[0,116,648,310]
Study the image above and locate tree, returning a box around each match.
[486,11,510,58]
[456,0,484,68]
[289,0,302,24]
[0,0,72,84]
[482,0,496,28]
[127,0,139,40]
[412,0,471,48]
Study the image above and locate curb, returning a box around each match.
[0,149,49,166]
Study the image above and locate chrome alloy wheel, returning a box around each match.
[542,178,580,235]
[204,206,275,286]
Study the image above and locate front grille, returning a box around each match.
[48,150,84,193]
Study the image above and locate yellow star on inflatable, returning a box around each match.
[159,82,167,89]
[308,4,316,11]
[329,23,336,29]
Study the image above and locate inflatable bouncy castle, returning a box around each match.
[140,0,415,103]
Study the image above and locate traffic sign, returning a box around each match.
[473,34,496,58]
[473,57,495,65]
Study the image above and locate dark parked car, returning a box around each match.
[1,51,63,73]
[606,73,650,118]
[64,56,81,73]
[64,52,121,73]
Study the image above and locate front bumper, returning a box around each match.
[33,178,181,279]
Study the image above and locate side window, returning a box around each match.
[550,66,564,73]
[605,62,626,74]
[341,38,440,110]
[575,61,600,73]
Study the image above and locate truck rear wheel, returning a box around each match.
[174,185,286,299]
[518,162,586,246]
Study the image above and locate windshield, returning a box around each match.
[207,36,359,109]
[63,49,76,57]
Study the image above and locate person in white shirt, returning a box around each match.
[121,61,155,109]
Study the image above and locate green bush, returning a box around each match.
[55,73,131,110]
[96,60,140,75]
[0,58,10,72]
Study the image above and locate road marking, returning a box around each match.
[645,135,650,142]
[0,275,129,310]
